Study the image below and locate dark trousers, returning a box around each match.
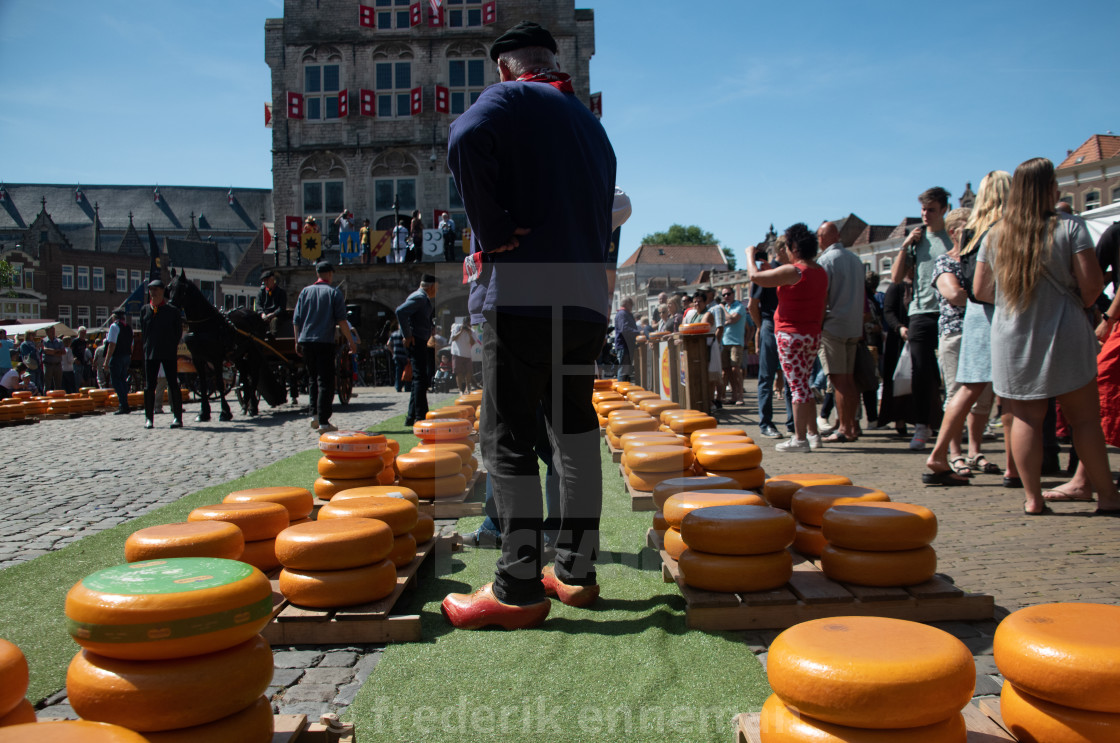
[908,313,942,427]
[393,358,410,392]
[303,342,335,425]
[481,311,607,605]
[757,316,793,429]
[405,342,431,423]
[144,358,182,421]
[109,355,131,410]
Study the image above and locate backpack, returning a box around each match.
[958,228,991,306]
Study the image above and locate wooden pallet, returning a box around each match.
[649,529,994,630]
[0,418,38,428]
[274,713,356,742]
[603,434,622,463]
[735,702,1013,742]
[263,536,447,645]
[619,464,656,512]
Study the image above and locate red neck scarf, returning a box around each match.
[314,278,329,285]
[149,299,165,314]
[517,69,574,94]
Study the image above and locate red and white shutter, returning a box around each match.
[264,102,273,127]
[409,3,422,26]
[435,85,449,114]
[359,4,375,27]
[360,89,376,116]
[589,92,602,119]
[287,92,304,119]
[286,216,302,248]
[428,1,444,26]
[482,1,496,25]
[338,90,349,117]
[262,222,275,254]
[410,87,423,115]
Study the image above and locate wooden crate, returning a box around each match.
[734,702,1014,742]
[650,529,994,631]
[263,536,449,645]
[603,433,622,464]
[274,713,356,742]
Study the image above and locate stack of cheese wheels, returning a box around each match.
[124,522,244,563]
[65,558,274,740]
[625,389,660,406]
[314,431,390,500]
[0,401,26,423]
[638,397,679,418]
[592,378,613,391]
[661,491,767,560]
[595,398,635,429]
[414,418,474,449]
[606,409,658,450]
[317,495,419,568]
[0,721,151,742]
[426,404,475,423]
[819,501,938,586]
[275,518,397,608]
[677,504,796,592]
[396,448,467,500]
[330,486,434,544]
[623,442,695,493]
[691,433,765,491]
[188,502,289,572]
[455,392,483,431]
[993,603,1120,742]
[762,616,972,741]
[790,484,891,559]
[224,486,314,526]
[650,475,740,532]
[763,473,853,510]
[412,441,477,483]
[0,638,35,728]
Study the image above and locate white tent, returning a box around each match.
[0,321,78,338]
[1081,202,1120,243]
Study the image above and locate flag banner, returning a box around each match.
[372,230,391,258]
[435,85,449,114]
[146,224,162,282]
[264,102,273,127]
[286,216,302,248]
[410,87,423,115]
[428,3,444,26]
[338,230,362,261]
[410,2,421,26]
[482,1,496,25]
[287,92,304,119]
[589,92,602,119]
[360,88,375,116]
[359,4,375,27]
[338,90,349,117]
[262,222,275,255]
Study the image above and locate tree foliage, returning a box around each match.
[641,224,718,246]
[722,247,738,271]
[0,260,13,292]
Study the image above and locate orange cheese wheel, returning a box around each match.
[279,560,396,608]
[124,522,244,563]
[764,474,853,510]
[597,414,609,428]
[791,485,891,527]
[412,513,436,543]
[313,476,381,500]
[388,533,418,568]
[0,639,29,719]
[413,418,473,441]
[679,322,711,334]
[608,416,659,436]
[667,414,717,434]
[680,504,795,555]
[426,404,474,420]
[316,430,388,458]
[767,616,974,729]
[317,455,384,479]
[639,399,679,416]
[396,450,462,478]
[758,694,967,743]
[999,682,1120,743]
[660,408,705,424]
[399,473,467,500]
[690,427,749,443]
[65,558,272,660]
[46,390,67,398]
[459,463,473,481]
[822,502,938,551]
[663,491,767,528]
[628,468,694,492]
[820,545,937,587]
[701,466,767,491]
[592,379,614,391]
[0,698,36,727]
[993,603,1120,713]
[317,496,418,536]
[663,526,687,561]
[275,518,393,570]
[412,442,473,467]
[595,400,635,416]
[289,517,312,526]
[223,487,314,521]
[620,431,687,446]
[651,476,740,509]
[140,695,273,743]
[377,466,397,485]
[435,435,474,450]
[238,539,279,572]
[678,549,792,592]
[0,721,148,742]
[332,486,420,506]
[652,510,669,532]
[66,635,273,732]
[188,502,289,542]
[691,434,755,447]
[693,442,763,470]
[625,389,659,401]
[592,390,622,403]
[622,445,694,473]
[621,438,687,455]
[793,522,827,557]
[606,431,623,450]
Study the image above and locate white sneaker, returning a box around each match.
[909,424,930,450]
[318,423,338,433]
[807,433,822,450]
[816,417,836,434]
[310,417,320,430]
[776,437,811,453]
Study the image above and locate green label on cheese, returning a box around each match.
[67,595,274,643]
[81,558,254,595]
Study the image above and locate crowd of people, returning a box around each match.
[327,207,460,264]
[0,325,99,399]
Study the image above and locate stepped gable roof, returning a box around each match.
[618,244,727,269]
[1058,134,1120,169]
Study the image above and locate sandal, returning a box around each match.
[1024,503,1053,516]
[1042,486,1095,503]
[949,457,974,477]
[822,433,851,444]
[966,454,1001,474]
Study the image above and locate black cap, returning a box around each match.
[148,279,164,289]
[421,274,438,284]
[111,308,126,318]
[490,20,558,62]
[316,261,335,274]
[261,269,275,280]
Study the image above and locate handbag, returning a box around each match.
[853,342,879,393]
[401,360,413,382]
[892,341,913,397]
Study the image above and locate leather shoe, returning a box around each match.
[441,583,550,630]
[169,419,183,429]
[144,419,153,429]
[542,566,599,607]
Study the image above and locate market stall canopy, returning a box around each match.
[0,321,78,338]
[1082,201,1120,243]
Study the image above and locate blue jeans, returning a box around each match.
[480,407,560,547]
[109,355,131,410]
[757,316,793,429]
[615,348,632,381]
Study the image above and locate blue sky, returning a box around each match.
[2,1,1118,266]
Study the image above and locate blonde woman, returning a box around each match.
[973,158,1120,516]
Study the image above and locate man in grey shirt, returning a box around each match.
[292,261,357,432]
[816,221,866,443]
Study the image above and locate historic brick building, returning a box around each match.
[1057,133,1120,214]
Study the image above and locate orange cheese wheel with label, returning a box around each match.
[317,455,384,479]
[639,400,679,416]
[125,522,245,563]
[664,491,767,528]
[820,545,937,587]
[313,476,381,500]
[279,560,396,608]
[399,473,467,500]
[667,414,717,434]
[223,487,314,521]
[395,450,462,478]
[238,539,279,572]
[663,527,687,560]
[652,511,669,532]
[65,558,272,661]
[679,504,795,555]
[764,474,853,510]
[628,468,693,492]
[690,427,749,443]
[317,496,418,536]
[140,695,273,743]
[622,445,694,473]
[0,639,29,719]
[316,430,388,459]
[758,694,967,743]
[388,533,418,567]
[332,486,420,506]
[999,682,1120,743]
[701,466,767,491]
[822,502,938,551]
[0,721,149,742]
[693,442,763,470]
[678,549,791,592]
[651,476,740,509]
[412,513,436,543]
[791,485,891,527]
[609,416,659,436]
[679,322,711,334]
[188,502,289,542]
[0,698,36,727]
[767,616,974,729]
[413,419,473,441]
[275,518,393,570]
[66,635,273,732]
[412,443,473,467]
[793,522,827,557]
[993,603,1120,713]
